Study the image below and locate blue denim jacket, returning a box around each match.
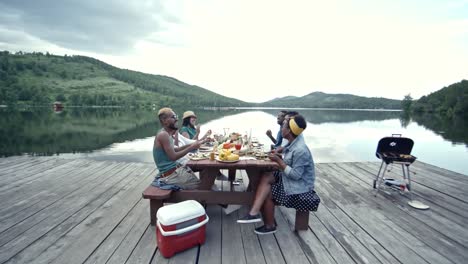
[281,134,316,195]
[274,127,283,148]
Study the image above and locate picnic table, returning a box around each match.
[188,158,278,190]
[143,156,311,230]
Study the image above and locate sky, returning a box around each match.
[0,0,467,103]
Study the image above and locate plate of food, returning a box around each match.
[198,146,212,152]
[188,153,209,160]
[254,152,269,158]
[215,157,239,163]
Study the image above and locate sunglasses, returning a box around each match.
[170,114,178,120]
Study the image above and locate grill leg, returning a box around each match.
[374,161,385,188]
[374,162,388,196]
[405,165,412,191]
[405,165,414,202]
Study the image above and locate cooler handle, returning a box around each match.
[157,215,209,236]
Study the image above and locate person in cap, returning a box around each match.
[237,115,320,235]
[153,108,206,189]
[180,111,211,140]
[177,110,228,181]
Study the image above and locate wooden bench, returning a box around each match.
[142,185,310,231]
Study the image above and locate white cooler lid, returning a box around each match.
[157,200,206,226]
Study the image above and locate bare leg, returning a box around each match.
[249,172,275,215]
[260,192,276,227]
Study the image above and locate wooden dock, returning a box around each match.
[0,156,467,264]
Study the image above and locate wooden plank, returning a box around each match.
[103,204,153,264]
[0,163,149,263]
[0,157,49,175]
[125,225,158,264]
[306,202,388,264]
[0,160,113,223]
[349,162,468,222]
[272,209,310,264]
[82,199,150,264]
[2,158,467,264]
[308,201,398,264]
[238,207,267,264]
[361,162,468,203]
[36,166,153,264]
[7,167,154,264]
[221,206,247,264]
[279,208,337,264]
[340,162,468,246]
[317,164,456,264]
[316,165,429,264]
[413,160,468,180]
[349,162,468,225]
[255,219,286,264]
[0,158,76,187]
[0,155,30,165]
[197,205,223,264]
[0,161,126,236]
[234,170,283,264]
[0,159,89,196]
[0,160,125,241]
[411,161,468,189]
[0,156,41,172]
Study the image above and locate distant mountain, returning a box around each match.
[258,91,402,109]
[0,51,248,107]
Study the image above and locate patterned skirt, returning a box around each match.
[271,171,320,212]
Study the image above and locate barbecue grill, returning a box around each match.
[373,134,429,209]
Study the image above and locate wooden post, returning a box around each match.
[150,199,164,226]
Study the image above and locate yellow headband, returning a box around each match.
[289,118,304,136]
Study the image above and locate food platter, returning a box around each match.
[215,157,239,163]
[188,153,209,160]
[198,146,212,152]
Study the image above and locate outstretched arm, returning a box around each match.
[266,129,277,144]
[157,131,201,161]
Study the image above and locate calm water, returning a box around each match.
[1,108,467,175]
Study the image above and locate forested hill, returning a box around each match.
[259,92,402,109]
[0,51,248,107]
[411,80,468,118]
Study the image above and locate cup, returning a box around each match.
[235,143,242,150]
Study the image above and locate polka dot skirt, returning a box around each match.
[271,171,321,212]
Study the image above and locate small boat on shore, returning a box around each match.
[53,101,64,112]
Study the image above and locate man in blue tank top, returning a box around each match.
[153,108,205,189]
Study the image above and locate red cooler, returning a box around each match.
[156,200,209,258]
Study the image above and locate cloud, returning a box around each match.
[1,0,467,102]
[0,0,182,54]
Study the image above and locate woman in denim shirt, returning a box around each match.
[237,114,320,235]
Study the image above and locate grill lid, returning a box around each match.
[375,135,416,163]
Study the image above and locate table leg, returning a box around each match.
[245,168,262,191]
[229,169,236,191]
[199,168,218,190]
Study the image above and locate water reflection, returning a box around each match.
[0,108,467,174]
[0,107,246,157]
[261,109,401,124]
[412,113,468,146]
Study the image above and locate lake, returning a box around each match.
[1,107,467,175]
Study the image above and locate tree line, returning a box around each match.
[0,51,249,107]
[402,80,467,119]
